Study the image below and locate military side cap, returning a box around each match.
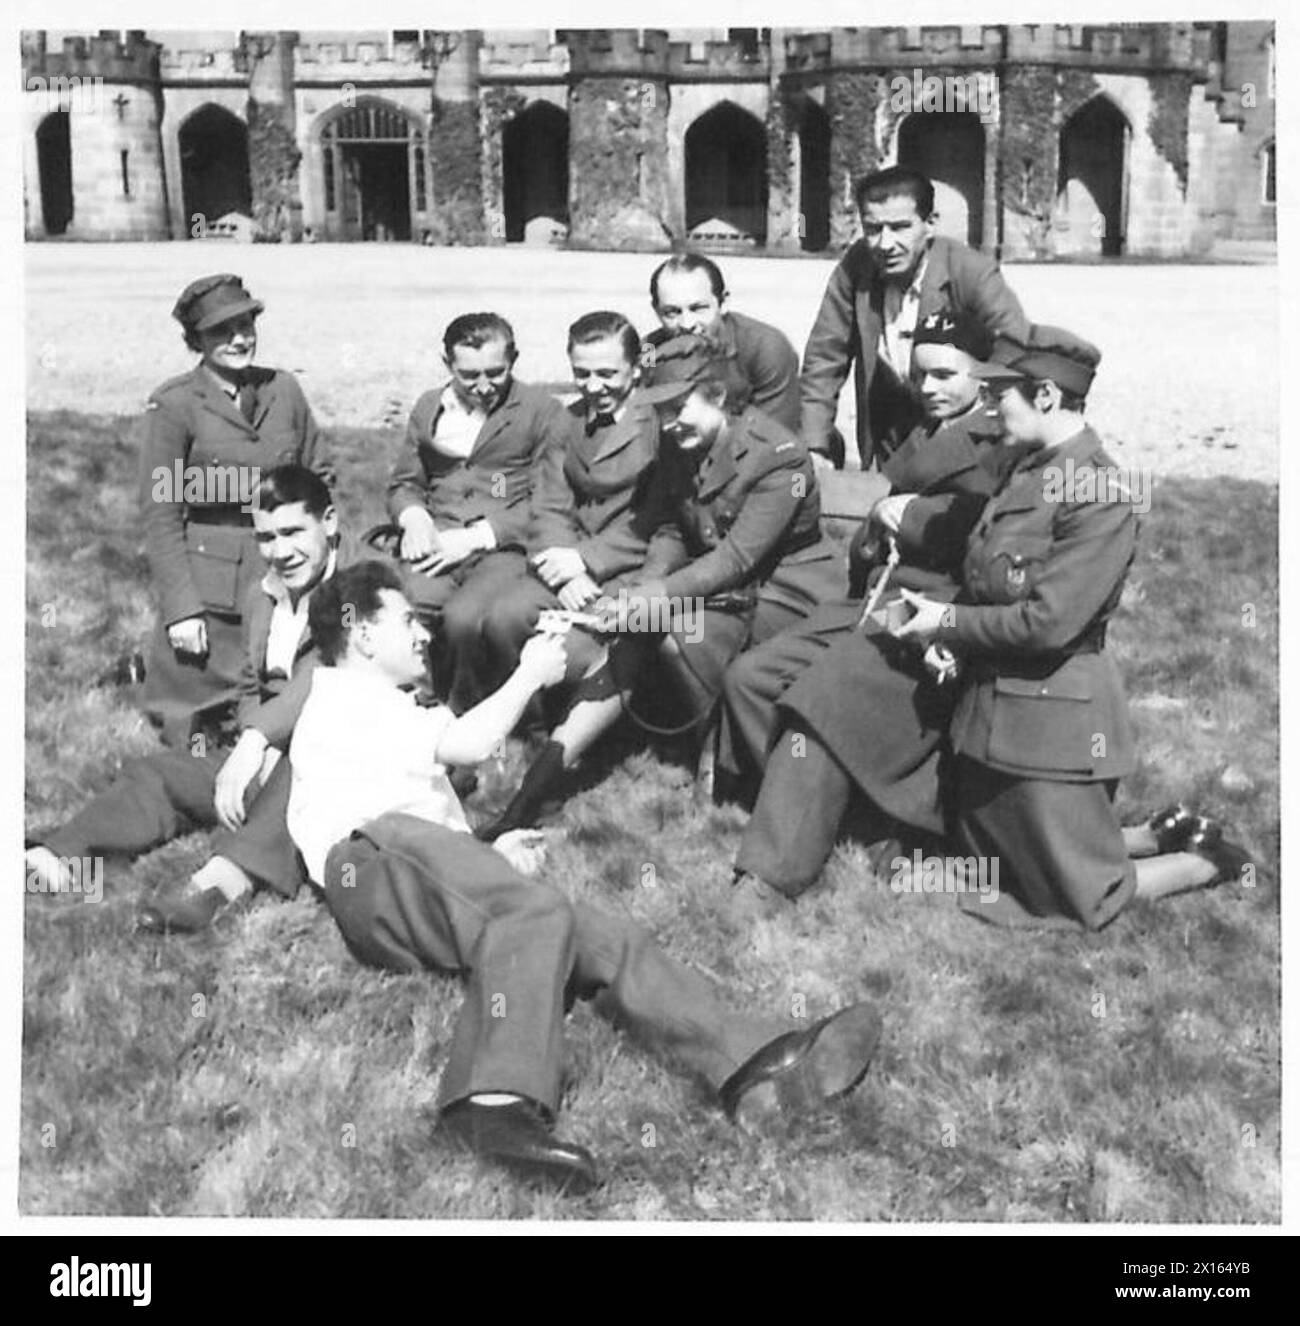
[173,274,264,333]
[973,324,1101,396]
[638,331,727,405]
[912,310,993,362]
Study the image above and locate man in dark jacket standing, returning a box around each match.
[800,165,1030,470]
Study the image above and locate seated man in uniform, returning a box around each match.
[477,332,840,841]
[474,310,673,697]
[646,253,800,433]
[382,312,570,711]
[286,558,883,1194]
[25,464,346,934]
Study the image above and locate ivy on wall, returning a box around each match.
[247,99,302,242]
[478,87,527,242]
[429,97,486,245]
[1149,70,1192,193]
[568,78,671,249]
[826,71,886,249]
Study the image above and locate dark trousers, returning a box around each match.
[734,729,856,897]
[41,750,304,897]
[720,601,859,784]
[322,813,782,1113]
[403,550,532,711]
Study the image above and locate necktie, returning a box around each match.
[237,380,258,425]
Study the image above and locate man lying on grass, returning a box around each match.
[286,559,883,1195]
[25,464,347,935]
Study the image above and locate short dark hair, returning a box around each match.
[443,312,517,361]
[649,253,726,305]
[253,463,333,518]
[567,310,641,365]
[308,559,406,666]
[854,166,935,220]
[1008,379,1088,412]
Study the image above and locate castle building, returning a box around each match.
[21,24,1276,257]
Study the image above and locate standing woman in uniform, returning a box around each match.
[895,326,1250,930]
[139,274,330,746]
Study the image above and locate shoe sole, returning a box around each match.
[777,1004,884,1113]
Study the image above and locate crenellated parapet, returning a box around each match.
[23,28,161,86]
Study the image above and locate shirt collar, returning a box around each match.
[261,547,338,606]
[202,364,242,398]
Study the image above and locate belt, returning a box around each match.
[969,623,1108,681]
[187,506,253,527]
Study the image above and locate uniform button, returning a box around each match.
[1039,686,1049,695]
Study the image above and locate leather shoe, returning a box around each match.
[719,1002,883,1124]
[137,886,242,936]
[1146,804,1196,854]
[440,1099,599,1195]
[1192,831,1253,887]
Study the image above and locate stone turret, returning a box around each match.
[23,29,170,239]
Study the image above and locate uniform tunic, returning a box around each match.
[480,392,677,687]
[138,363,328,746]
[934,426,1138,930]
[632,406,842,731]
[723,402,1009,801]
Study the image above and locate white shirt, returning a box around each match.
[287,667,470,885]
[878,250,930,383]
[431,384,487,458]
[261,550,337,679]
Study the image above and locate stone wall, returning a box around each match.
[568,77,672,250]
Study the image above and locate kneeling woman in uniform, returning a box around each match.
[890,325,1250,930]
[139,275,331,746]
[478,334,841,841]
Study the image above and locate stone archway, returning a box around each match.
[798,98,831,252]
[1057,96,1128,257]
[319,99,426,241]
[36,110,73,237]
[179,104,252,238]
[896,111,985,248]
[502,101,569,244]
[685,101,768,246]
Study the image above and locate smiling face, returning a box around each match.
[912,343,984,422]
[652,267,726,340]
[252,500,338,598]
[570,335,639,418]
[861,193,935,282]
[445,335,514,412]
[196,313,258,379]
[359,588,432,688]
[658,385,728,454]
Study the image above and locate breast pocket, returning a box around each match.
[982,534,1053,603]
[986,672,1095,775]
[187,525,248,614]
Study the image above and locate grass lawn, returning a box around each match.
[23,409,1279,1221]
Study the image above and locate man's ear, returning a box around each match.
[321,505,340,540]
[1037,380,1062,413]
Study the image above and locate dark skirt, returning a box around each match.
[950,756,1136,932]
[778,622,956,836]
